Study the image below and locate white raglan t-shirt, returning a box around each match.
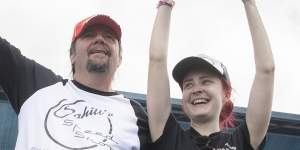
[0,37,151,150]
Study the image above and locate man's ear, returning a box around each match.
[117,55,122,67]
[70,53,76,65]
[70,45,76,65]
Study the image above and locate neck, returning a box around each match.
[190,118,220,136]
[73,71,113,92]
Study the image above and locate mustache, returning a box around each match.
[87,45,111,56]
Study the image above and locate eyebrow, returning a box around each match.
[182,78,193,84]
[199,75,210,80]
[183,75,211,83]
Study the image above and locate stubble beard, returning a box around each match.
[86,59,109,73]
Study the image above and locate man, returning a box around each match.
[0,15,151,150]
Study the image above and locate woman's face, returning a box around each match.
[181,69,227,123]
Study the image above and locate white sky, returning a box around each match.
[1,0,300,115]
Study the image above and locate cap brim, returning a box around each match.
[172,56,222,85]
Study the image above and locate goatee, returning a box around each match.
[86,59,109,73]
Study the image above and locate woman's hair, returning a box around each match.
[219,79,235,129]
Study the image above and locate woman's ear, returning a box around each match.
[224,88,231,99]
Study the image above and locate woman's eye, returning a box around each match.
[202,80,212,85]
[183,83,193,89]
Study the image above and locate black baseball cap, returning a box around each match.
[172,54,230,87]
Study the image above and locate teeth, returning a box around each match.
[90,50,107,55]
[192,98,208,105]
[98,51,106,54]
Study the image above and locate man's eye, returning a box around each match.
[82,31,95,37]
[103,34,116,42]
[104,34,113,39]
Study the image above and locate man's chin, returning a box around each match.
[86,61,109,73]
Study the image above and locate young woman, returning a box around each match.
[147,0,275,149]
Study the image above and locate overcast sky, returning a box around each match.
[1,0,300,115]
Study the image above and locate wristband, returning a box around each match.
[157,0,175,9]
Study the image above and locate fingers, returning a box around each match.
[157,0,175,9]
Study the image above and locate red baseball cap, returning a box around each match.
[71,14,122,43]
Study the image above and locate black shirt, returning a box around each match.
[151,114,266,150]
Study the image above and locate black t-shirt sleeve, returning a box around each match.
[129,99,152,150]
[151,114,197,150]
[0,37,62,113]
[232,121,266,150]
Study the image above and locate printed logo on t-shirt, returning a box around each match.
[213,142,237,150]
[44,99,118,149]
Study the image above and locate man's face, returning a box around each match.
[71,24,122,76]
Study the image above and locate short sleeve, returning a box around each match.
[232,121,266,150]
[151,114,197,150]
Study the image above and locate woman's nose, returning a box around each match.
[191,84,204,94]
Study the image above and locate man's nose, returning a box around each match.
[93,33,106,44]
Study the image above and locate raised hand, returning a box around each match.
[157,0,175,9]
[242,0,255,4]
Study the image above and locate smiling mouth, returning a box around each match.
[191,98,209,105]
[88,49,109,56]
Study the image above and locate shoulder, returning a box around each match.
[215,121,265,150]
[151,114,197,150]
